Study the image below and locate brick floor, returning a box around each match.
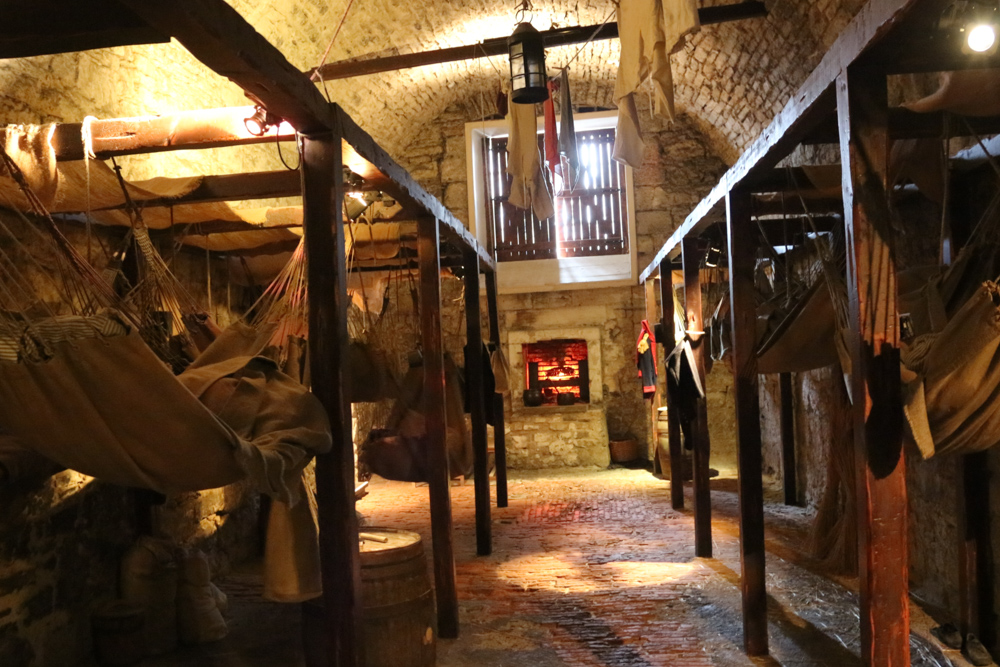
[358,469,960,667]
[144,468,966,667]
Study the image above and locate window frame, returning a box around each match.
[465,109,638,293]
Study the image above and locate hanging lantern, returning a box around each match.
[508,22,549,104]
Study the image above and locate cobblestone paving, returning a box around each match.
[359,469,957,667]
[144,468,961,667]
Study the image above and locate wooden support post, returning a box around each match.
[485,270,508,508]
[837,65,909,667]
[300,133,363,667]
[418,217,459,639]
[682,237,713,558]
[780,373,797,505]
[726,188,768,656]
[959,451,994,646]
[659,259,684,510]
[464,251,492,556]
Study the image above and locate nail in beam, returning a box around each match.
[418,216,460,639]
[726,188,768,656]
[779,372,797,506]
[464,250,492,556]
[659,259,685,510]
[837,65,910,666]
[485,270,509,508]
[300,133,364,667]
[681,237,713,558]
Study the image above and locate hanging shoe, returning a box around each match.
[930,623,962,649]
[963,633,995,666]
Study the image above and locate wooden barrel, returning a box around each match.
[304,528,435,667]
[91,600,145,666]
[656,408,670,473]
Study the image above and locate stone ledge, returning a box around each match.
[513,404,591,416]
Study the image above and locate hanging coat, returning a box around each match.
[464,342,497,426]
[637,319,658,399]
[558,68,580,190]
[543,78,559,182]
[504,80,555,220]
[612,0,699,168]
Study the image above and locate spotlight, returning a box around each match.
[967,22,997,51]
[243,105,280,136]
[948,1,1000,54]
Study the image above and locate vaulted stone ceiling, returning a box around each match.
[0,0,867,175]
[229,0,868,163]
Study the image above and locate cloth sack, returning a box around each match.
[176,549,228,644]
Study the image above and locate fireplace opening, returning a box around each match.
[522,339,590,406]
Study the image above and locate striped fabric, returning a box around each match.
[15,310,129,362]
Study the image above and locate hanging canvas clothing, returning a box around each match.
[637,319,658,399]
[543,79,559,182]
[504,80,555,220]
[558,68,580,190]
[612,0,699,168]
[464,342,497,426]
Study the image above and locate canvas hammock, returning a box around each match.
[901,186,1000,458]
[904,281,1000,458]
[0,135,338,602]
[358,354,474,483]
[755,281,839,374]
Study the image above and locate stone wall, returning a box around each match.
[760,366,843,509]
[396,100,734,470]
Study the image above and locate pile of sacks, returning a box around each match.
[119,536,228,656]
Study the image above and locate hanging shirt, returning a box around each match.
[558,68,581,190]
[504,80,555,220]
[637,319,658,399]
[543,78,559,182]
[612,0,699,168]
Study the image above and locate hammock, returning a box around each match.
[0,138,332,500]
[243,236,396,402]
[756,281,839,374]
[904,281,1000,458]
[358,354,474,483]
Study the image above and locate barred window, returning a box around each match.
[482,129,629,262]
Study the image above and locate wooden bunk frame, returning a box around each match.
[2,1,508,664]
[639,0,1000,664]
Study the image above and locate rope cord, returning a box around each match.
[550,7,616,79]
[311,0,357,82]
[0,145,122,316]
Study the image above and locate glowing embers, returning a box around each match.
[523,338,589,406]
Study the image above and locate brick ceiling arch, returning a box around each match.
[228,0,868,164]
[0,0,868,180]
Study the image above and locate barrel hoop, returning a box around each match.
[363,589,434,620]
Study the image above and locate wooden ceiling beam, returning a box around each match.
[640,0,930,283]
[50,107,297,162]
[117,0,332,134]
[70,170,302,212]
[112,0,495,272]
[0,0,169,59]
[309,2,767,81]
[802,108,1000,144]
